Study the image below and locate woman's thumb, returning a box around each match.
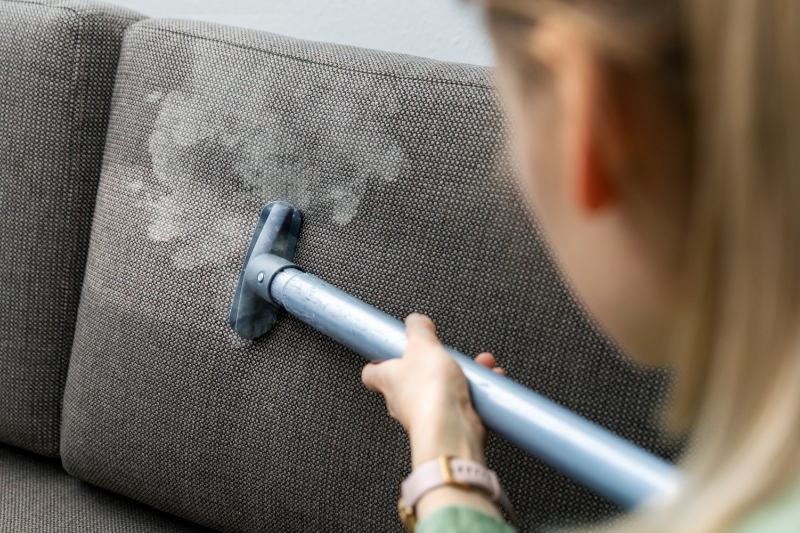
[405,313,439,346]
[361,360,399,393]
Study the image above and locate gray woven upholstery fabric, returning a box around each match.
[0,0,142,456]
[61,19,681,532]
[0,443,213,532]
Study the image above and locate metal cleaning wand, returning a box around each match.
[229,201,684,510]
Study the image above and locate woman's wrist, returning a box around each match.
[411,443,486,469]
[400,455,517,528]
[407,408,496,522]
[408,401,486,468]
[410,437,485,469]
[408,423,496,521]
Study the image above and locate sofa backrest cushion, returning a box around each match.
[0,0,142,457]
[60,19,681,532]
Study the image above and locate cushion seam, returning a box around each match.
[0,0,140,24]
[135,24,495,92]
[58,0,88,459]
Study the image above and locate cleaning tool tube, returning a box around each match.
[257,265,684,509]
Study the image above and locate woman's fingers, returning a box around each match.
[360,362,383,393]
[474,352,496,369]
[361,313,490,471]
[361,359,400,393]
[405,313,440,348]
[475,352,506,376]
[363,313,443,396]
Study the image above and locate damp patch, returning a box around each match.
[143,38,407,270]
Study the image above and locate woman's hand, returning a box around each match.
[361,313,506,521]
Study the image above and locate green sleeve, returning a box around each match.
[731,480,800,533]
[416,506,516,533]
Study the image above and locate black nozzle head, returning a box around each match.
[229,202,303,339]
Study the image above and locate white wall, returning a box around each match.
[110,0,495,66]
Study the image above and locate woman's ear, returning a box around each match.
[531,17,618,214]
[577,122,617,212]
[571,37,618,214]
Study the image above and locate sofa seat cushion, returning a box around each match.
[0,0,142,456]
[60,19,680,532]
[0,444,212,532]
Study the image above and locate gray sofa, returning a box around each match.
[0,1,681,531]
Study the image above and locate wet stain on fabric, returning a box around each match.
[143,40,406,269]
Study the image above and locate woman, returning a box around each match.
[361,0,800,532]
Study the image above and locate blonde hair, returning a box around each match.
[484,0,800,531]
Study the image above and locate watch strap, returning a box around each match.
[399,456,518,529]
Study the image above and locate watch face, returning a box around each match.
[397,498,416,532]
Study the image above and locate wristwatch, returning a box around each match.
[397,456,518,531]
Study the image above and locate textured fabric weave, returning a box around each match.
[0,0,142,456]
[61,19,681,532]
[0,443,212,532]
